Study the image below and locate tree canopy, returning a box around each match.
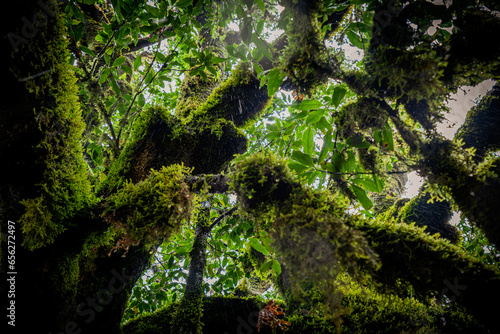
[1,0,500,333]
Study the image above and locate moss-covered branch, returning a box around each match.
[228,152,500,330]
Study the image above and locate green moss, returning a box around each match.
[14,1,94,251]
[170,294,204,334]
[229,151,296,215]
[230,152,500,328]
[122,296,267,334]
[100,104,248,195]
[280,0,333,95]
[350,217,500,301]
[104,164,192,249]
[18,196,60,251]
[188,62,271,127]
[122,303,177,334]
[175,72,217,119]
[337,98,388,140]
[416,136,500,248]
[121,289,484,334]
[230,152,379,317]
[366,43,448,130]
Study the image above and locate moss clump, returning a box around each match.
[229,151,296,215]
[18,196,59,251]
[366,43,447,130]
[230,152,379,317]
[187,62,271,127]
[416,136,500,248]
[174,71,217,119]
[122,296,268,334]
[100,105,247,195]
[381,190,458,242]
[338,279,472,334]
[104,164,192,249]
[443,7,500,88]
[280,0,333,95]
[350,217,500,305]
[270,191,379,316]
[337,98,388,138]
[170,294,204,334]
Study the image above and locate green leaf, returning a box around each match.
[346,135,370,148]
[288,161,310,173]
[374,174,385,193]
[259,260,273,273]
[291,151,314,167]
[73,2,86,20]
[302,128,314,155]
[331,3,350,11]
[306,110,323,124]
[209,56,226,65]
[256,19,265,35]
[144,70,154,84]
[294,99,322,111]
[352,178,380,192]
[331,152,345,172]
[157,52,167,63]
[175,0,192,8]
[316,116,332,133]
[137,93,146,107]
[252,35,273,61]
[272,260,281,276]
[74,22,85,42]
[235,44,249,60]
[332,87,347,107]
[250,238,269,256]
[99,68,110,85]
[351,184,373,209]
[167,256,175,269]
[266,68,285,97]
[145,4,161,17]
[78,45,95,56]
[349,0,372,4]
[346,30,364,49]
[318,132,333,161]
[121,64,133,75]
[133,55,142,71]
[346,152,356,172]
[382,129,394,150]
[112,56,126,67]
[240,17,253,45]
[255,0,266,12]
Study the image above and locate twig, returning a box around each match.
[89,0,141,78]
[117,36,185,144]
[208,207,237,231]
